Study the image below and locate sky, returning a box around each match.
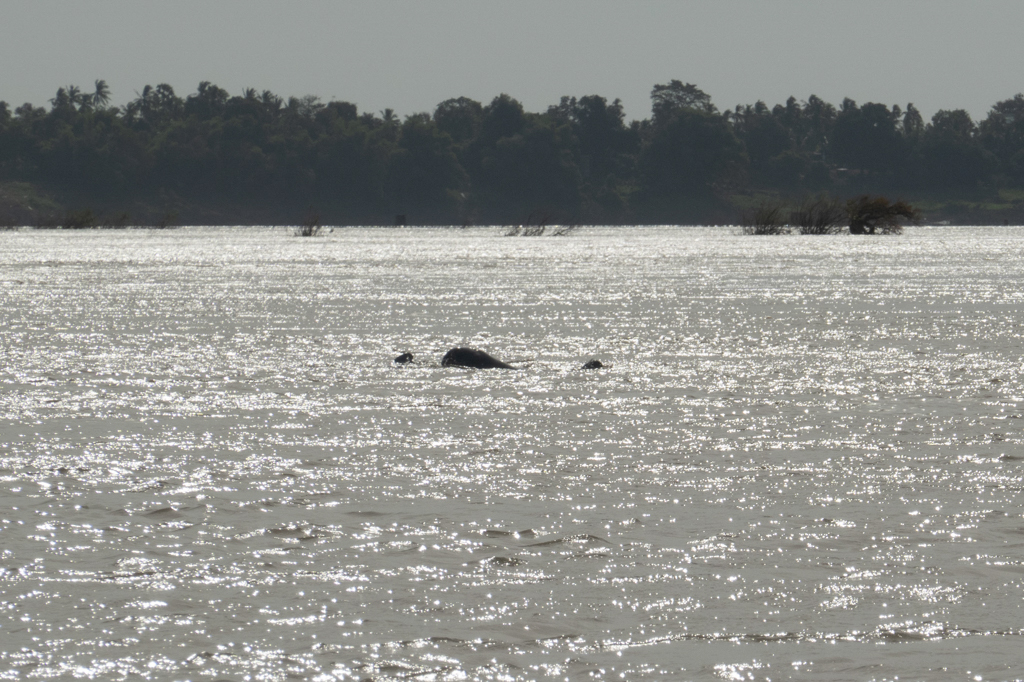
[2,0,1022,123]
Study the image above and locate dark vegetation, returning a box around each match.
[505,209,578,236]
[792,196,848,235]
[847,196,920,234]
[1,79,1023,227]
[741,201,788,235]
[741,194,917,235]
[294,208,323,237]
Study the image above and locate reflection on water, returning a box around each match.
[0,226,1022,680]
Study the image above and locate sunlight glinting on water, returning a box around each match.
[0,226,1022,679]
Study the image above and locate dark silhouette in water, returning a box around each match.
[582,359,604,369]
[441,347,515,369]
[394,352,414,364]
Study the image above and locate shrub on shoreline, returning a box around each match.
[741,194,918,235]
[740,200,787,235]
[504,209,578,236]
[847,195,921,234]
[294,210,323,237]
[792,195,847,234]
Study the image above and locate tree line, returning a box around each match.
[1,79,1023,226]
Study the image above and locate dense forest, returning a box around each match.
[1,79,1023,226]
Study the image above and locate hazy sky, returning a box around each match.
[3,0,1022,122]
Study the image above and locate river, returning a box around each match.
[0,225,1022,680]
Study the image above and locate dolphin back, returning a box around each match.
[441,347,516,369]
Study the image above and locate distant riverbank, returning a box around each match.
[4,82,1024,229]
[3,180,1022,229]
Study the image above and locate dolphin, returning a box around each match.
[441,347,516,369]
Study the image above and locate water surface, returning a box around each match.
[1,226,1023,680]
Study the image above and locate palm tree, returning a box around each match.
[65,85,85,110]
[260,90,283,117]
[49,87,70,110]
[92,80,111,108]
[124,85,153,123]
